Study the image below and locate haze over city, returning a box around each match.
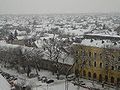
[0,0,120,14]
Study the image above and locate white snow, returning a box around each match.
[86,33,120,38]
[0,65,116,90]
[17,36,26,40]
[0,74,11,90]
[80,39,120,49]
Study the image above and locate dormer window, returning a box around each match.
[102,40,104,44]
[90,39,93,42]
[114,42,117,45]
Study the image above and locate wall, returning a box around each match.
[73,44,120,86]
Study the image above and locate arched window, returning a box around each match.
[111,77,114,83]
[105,75,108,82]
[88,72,91,78]
[94,62,96,67]
[93,73,97,80]
[99,74,102,82]
[94,53,97,59]
[83,70,86,77]
[100,53,102,59]
[100,63,102,68]
[89,52,91,57]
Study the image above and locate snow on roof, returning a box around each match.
[0,40,6,44]
[85,33,120,38]
[34,39,44,48]
[80,39,120,49]
[0,41,34,52]
[0,74,11,90]
[17,30,27,35]
[63,25,93,36]
[0,41,19,49]
[40,34,58,40]
[35,28,43,32]
[12,23,19,26]
[17,36,26,40]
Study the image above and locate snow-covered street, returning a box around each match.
[0,65,117,90]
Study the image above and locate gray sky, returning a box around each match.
[0,0,120,14]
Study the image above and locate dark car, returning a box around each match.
[46,79,54,84]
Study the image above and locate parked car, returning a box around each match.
[46,79,54,84]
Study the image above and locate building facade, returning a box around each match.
[73,44,120,86]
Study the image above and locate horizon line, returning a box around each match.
[0,12,120,16]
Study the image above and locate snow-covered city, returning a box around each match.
[0,0,120,90]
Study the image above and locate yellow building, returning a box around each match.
[73,44,120,86]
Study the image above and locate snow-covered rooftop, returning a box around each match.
[78,39,120,49]
[0,74,11,90]
[85,33,120,38]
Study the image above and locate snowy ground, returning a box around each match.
[0,74,11,90]
[0,64,117,90]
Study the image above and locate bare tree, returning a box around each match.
[30,48,44,75]
[43,36,69,79]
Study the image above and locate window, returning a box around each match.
[99,74,102,82]
[118,57,120,61]
[102,40,104,44]
[89,52,91,57]
[105,75,108,82]
[93,73,97,80]
[118,66,120,70]
[94,62,96,67]
[100,53,102,59]
[83,51,86,56]
[81,51,83,56]
[111,66,114,70]
[94,53,97,59]
[89,61,91,66]
[81,50,86,57]
[111,77,114,83]
[90,39,93,42]
[117,78,120,84]
[83,70,86,77]
[75,51,79,55]
[100,63,102,68]
[88,72,91,78]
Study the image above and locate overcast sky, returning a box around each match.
[0,0,120,14]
